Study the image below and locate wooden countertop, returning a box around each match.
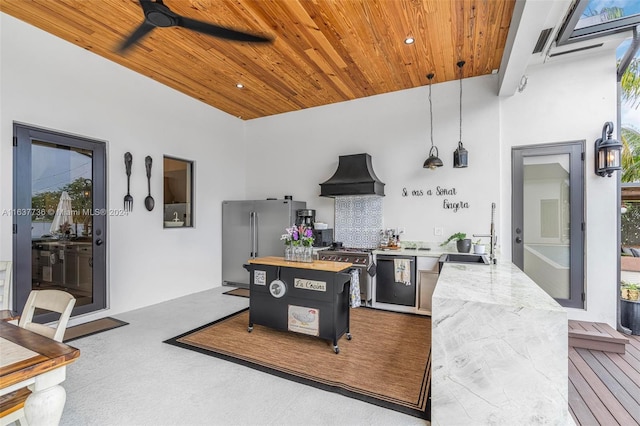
[248,256,352,272]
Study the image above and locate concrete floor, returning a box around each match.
[60,287,427,425]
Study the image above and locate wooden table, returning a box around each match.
[0,321,80,425]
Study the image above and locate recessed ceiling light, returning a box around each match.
[404,37,415,45]
[236,83,244,89]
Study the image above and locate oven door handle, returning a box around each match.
[367,262,376,277]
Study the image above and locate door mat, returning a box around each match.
[63,317,128,342]
[222,288,250,298]
[164,308,431,420]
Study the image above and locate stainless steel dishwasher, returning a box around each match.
[375,255,416,306]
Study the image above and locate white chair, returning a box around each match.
[0,290,76,426]
[0,261,12,312]
[18,289,76,342]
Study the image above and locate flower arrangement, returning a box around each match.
[282,224,314,247]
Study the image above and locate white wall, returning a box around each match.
[245,75,501,244]
[0,14,246,322]
[500,50,619,325]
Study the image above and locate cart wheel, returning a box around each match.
[333,346,340,354]
[346,333,352,340]
[247,326,253,333]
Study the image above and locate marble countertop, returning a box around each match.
[431,259,568,424]
[434,258,565,312]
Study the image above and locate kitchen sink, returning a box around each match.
[439,253,490,265]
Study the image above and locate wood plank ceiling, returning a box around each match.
[0,0,516,120]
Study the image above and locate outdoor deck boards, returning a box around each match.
[568,320,629,353]
[569,330,640,426]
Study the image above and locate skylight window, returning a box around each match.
[558,0,640,45]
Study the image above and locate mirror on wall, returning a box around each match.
[163,156,193,228]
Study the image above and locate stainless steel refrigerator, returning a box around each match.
[222,199,306,288]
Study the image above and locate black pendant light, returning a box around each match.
[424,73,443,170]
[453,60,468,168]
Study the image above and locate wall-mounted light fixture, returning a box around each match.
[82,179,92,198]
[594,121,622,177]
[453,60,468,168]
[424,73,443,170]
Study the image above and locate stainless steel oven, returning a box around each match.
[317,248,374,306]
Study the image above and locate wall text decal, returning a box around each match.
[401,186,469,212]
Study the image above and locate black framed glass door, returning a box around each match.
[512,141,585,308]
[13,123,107,320]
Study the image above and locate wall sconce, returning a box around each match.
[82,179,92,198]
[594,121,622,177]
[424,73,443,169]
[453,60,468,168]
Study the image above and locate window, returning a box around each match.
[163,156,193,228]
[558,0,640,45]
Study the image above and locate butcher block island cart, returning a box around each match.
[244,256,353,353]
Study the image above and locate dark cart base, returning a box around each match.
[244,263,352,353]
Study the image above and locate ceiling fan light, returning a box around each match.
[404,37,415,45]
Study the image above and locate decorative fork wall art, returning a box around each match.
[124,152,133,212]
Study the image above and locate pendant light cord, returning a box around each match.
[429,80,434,148]
[458,61,464,144]
[427,73,435,151]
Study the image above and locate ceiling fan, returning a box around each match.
[118,0,273,53]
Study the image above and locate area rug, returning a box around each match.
[222,288,250,298]
[164,307,431,419]
[63,317,128,342]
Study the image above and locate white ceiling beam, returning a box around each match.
[498,0,570,96]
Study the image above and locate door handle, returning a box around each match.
[95,239,103,246]
[515,237,522,244]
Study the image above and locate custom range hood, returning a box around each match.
[320,153,385,197]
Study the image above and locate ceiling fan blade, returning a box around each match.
[177,16,272,43]
[118,21,156,53]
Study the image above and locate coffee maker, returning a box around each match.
[296,209,315,228]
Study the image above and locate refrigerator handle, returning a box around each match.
[253,211,259,257]
[249,211,255,258]
[253,212,260,257]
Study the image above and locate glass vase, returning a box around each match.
[284,244,294,261]
[303,245,313,262]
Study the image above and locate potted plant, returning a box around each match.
[621,281,629,300]
[473,239,486,254]
[440,232,471,253]
[627,283,639,301]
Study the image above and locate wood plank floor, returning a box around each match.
[569,332,640,425]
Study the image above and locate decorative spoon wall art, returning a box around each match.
[144,156,155,211]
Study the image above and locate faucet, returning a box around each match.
[173,211,179,222]
[473,202,497,264]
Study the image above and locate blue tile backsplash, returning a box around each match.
[334,196,383,249]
